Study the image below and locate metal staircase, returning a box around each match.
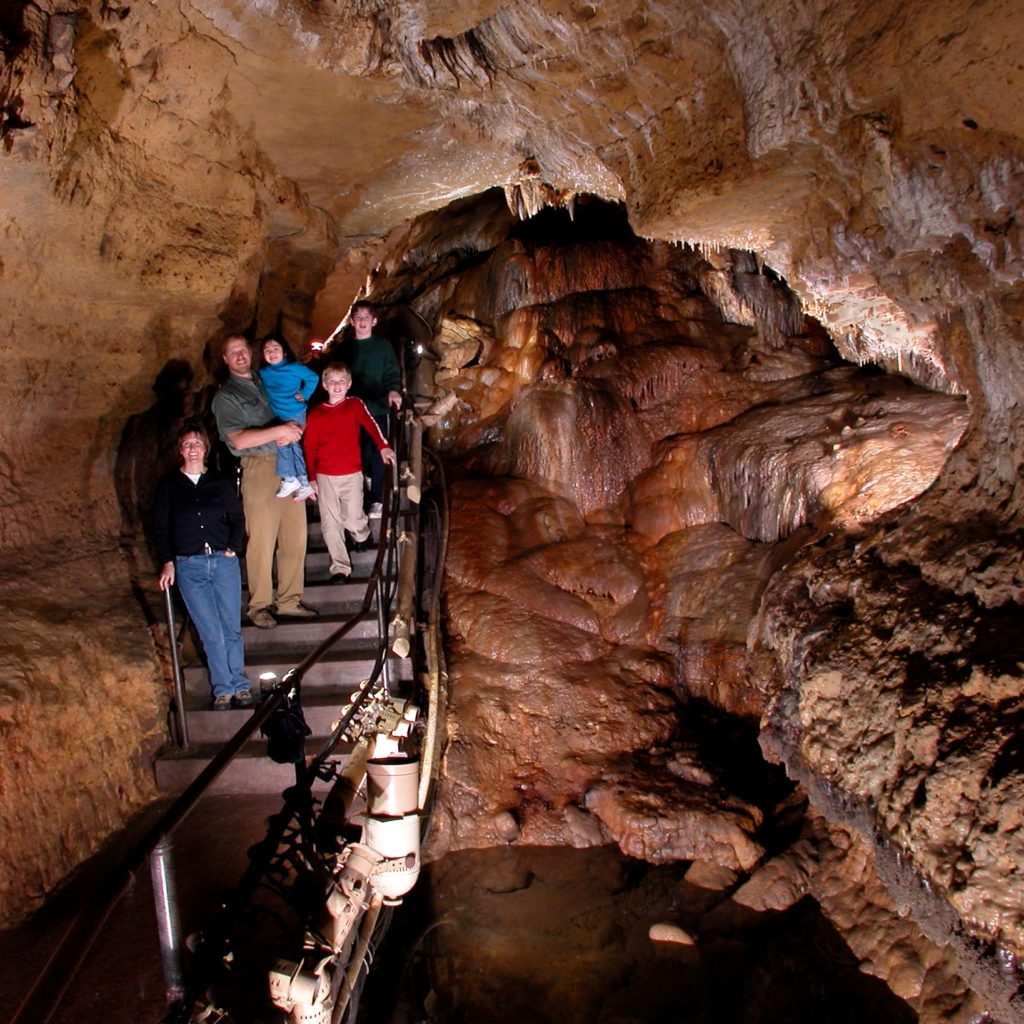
[154,516,414,794]
[13,364,447,1024]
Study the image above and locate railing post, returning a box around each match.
[163,586,190,750]
[150,836,185,1004]
[406,416,423,505]
[376,576,390,695]
[391,529,416,659]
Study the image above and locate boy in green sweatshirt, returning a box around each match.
[335,300,402,517]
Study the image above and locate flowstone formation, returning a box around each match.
[360,194,981,1018]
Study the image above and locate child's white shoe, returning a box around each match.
[276,478,301,498]
[293,485,315,502]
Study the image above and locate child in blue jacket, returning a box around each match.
[258,336,320,500]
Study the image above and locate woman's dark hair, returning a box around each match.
[259,335,298,366]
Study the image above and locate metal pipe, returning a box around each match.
[417,669,437,812]
[391,529,416,659]
[417,621,448,812]
[375,577,390,695]
[333,891,384,1024]
[150,837,185,1003]
[163,586,190,749]
[406,418,423,505]
[319,738,371,834]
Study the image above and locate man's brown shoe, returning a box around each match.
[249,608,277,629]
[276,602,318,619]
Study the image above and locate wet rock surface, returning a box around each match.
[404,207,984,1017]
[381,844,919,1024]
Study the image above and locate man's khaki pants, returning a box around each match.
[240,453,307,615]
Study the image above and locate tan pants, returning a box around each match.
[316,472,369,576]
[241,453,307,614]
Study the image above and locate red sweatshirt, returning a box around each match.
[303,397,389,477]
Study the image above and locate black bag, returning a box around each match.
[261,695,312,764]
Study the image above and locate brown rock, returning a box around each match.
[684,860,738,892]
[584,759,765,871]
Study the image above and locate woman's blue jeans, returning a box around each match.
[175,552,248,697]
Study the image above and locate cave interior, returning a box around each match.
[2,1,1024,1021]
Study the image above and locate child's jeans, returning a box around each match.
[276,440,309,484]
[276,410,308,484]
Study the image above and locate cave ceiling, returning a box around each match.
[2,0,1020,586]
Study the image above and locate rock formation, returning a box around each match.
[2,1,1023,1019]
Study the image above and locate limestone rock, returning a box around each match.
[730,838,819,912]
[810,818,986,1024]
[584,758,765,872]
[0,557,162,926]
[648,922,696,946]
[684,860,738,892]
[626,369,968,543]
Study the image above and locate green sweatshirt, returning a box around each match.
[338,335,401,417]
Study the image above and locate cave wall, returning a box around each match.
[369,206,979,1019]
[0,3,1022,1015]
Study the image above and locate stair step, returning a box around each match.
[305,506,414,543]
[240,548,382,586]
[183,647,412,696]
[303,550,398,575]
[154,740,353,795]
[289,578,375,614]
[242,613,380,651]
[183,690,374,743]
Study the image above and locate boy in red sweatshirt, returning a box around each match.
[303,362,396,582]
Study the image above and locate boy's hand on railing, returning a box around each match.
[381,447,397,466]
[158,561,175,590]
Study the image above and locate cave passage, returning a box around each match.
[345,192,968,1022]
[98,189,971,1023]
[4,4,1024,1021]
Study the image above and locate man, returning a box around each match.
[335,301,402,518]
[211,334,317,628]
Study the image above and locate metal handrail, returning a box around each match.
[12,395,436,1024]
[162,586,190,749]
[164,405,433,1020]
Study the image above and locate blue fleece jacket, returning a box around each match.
[258,361,320,423]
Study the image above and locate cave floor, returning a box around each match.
[363,845,920,1024]
[1,793,280,1024]
[3,796,922,1024]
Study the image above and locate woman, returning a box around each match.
[154,419,253,710]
